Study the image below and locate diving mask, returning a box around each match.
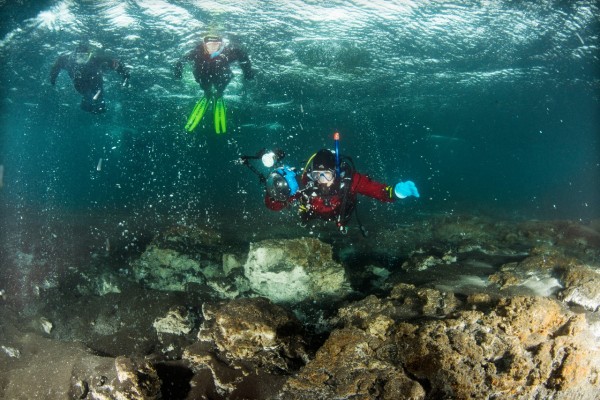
[309,170,335,183]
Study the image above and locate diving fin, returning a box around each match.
[214,97,227,134]
[185,96,209,132]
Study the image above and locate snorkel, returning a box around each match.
[210,44,224,59]
[334,132,341,177]
[204,36,225,59]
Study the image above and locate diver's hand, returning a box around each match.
[394,181,419,199]
[121,72,130,88]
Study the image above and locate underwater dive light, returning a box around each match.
[261,152,276,168]
[261,149,285,168]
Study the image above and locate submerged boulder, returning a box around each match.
[559,265,600,312]
[281,326,425,400]
[490,251,600,311]
[282,285,600,400]
[243,237,350,303]
[183,297,308,398]
[130,225,251,299]
[153,306,195,337]
[397,296,600,399]
[132,245,205,291]
[129,226,218,292]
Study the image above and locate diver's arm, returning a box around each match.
[93,54,130,81]
[228,46,254,79]
[49,55,67,85]
[351,173,396,203]
[109,58,130,83]
[112,59,129,79]
[174,49,196,79]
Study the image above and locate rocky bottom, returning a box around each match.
[1,214,600,399]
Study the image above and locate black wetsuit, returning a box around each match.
[174,42,253,96]
[50,51,129,113]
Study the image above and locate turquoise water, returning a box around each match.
[0,1,598,260]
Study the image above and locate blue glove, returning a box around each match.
[394,181,419,199]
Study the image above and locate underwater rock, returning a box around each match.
[152,306,198,359]
[113,356,162,400]
[193,297,307,370]
[366,264,391,288]
[429,215,536,256]
[490,251,600,310]
[183,297,308,397]
[131,225,234,293]
[243,237,350,303]
[389,283,459,317]
[401,250,457,272]
[71,267,124,297]
[559,265,600,312]
[489,250,571,292]
[433,215,500,243]
[93,274,122,296]
[280,283,460,399]
[37,316,53,334]
[3,333,161,400]
[205,273,252,299]
[396,296,600,399]
[280,326,426,400]
[375,217,599,267]
[283,291,600,400]
[153,306,194,336]
[131,245,205,291]
[334,283,459,326]
[222,253,243,275]
[0,345,20,358]
[130,228,251,299]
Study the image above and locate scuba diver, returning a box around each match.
[49,43,130,114]
[174,34,254,134]
[241,134,420,234]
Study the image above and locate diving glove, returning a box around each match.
[394,181,420,199]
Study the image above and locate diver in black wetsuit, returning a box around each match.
[174,34,254,133]
[50,43,130,114]
[174,34,254,97]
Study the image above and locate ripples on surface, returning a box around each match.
[3,0,597,98]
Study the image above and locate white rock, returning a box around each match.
[243,238,350,303]
[40,317,53,334]
[153,308,193,335]
[223,253,242,275]
[521,275,563,297]
[96,276,121,295]
[1,345,21,358]
[562,287,600,312]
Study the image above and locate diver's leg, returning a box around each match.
[199,77,213,98]
[214,71,232,97]
[212,73,231,134]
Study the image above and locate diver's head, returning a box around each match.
[308,149,336,187]
[74,43,92,64]
[203,35,224,57]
